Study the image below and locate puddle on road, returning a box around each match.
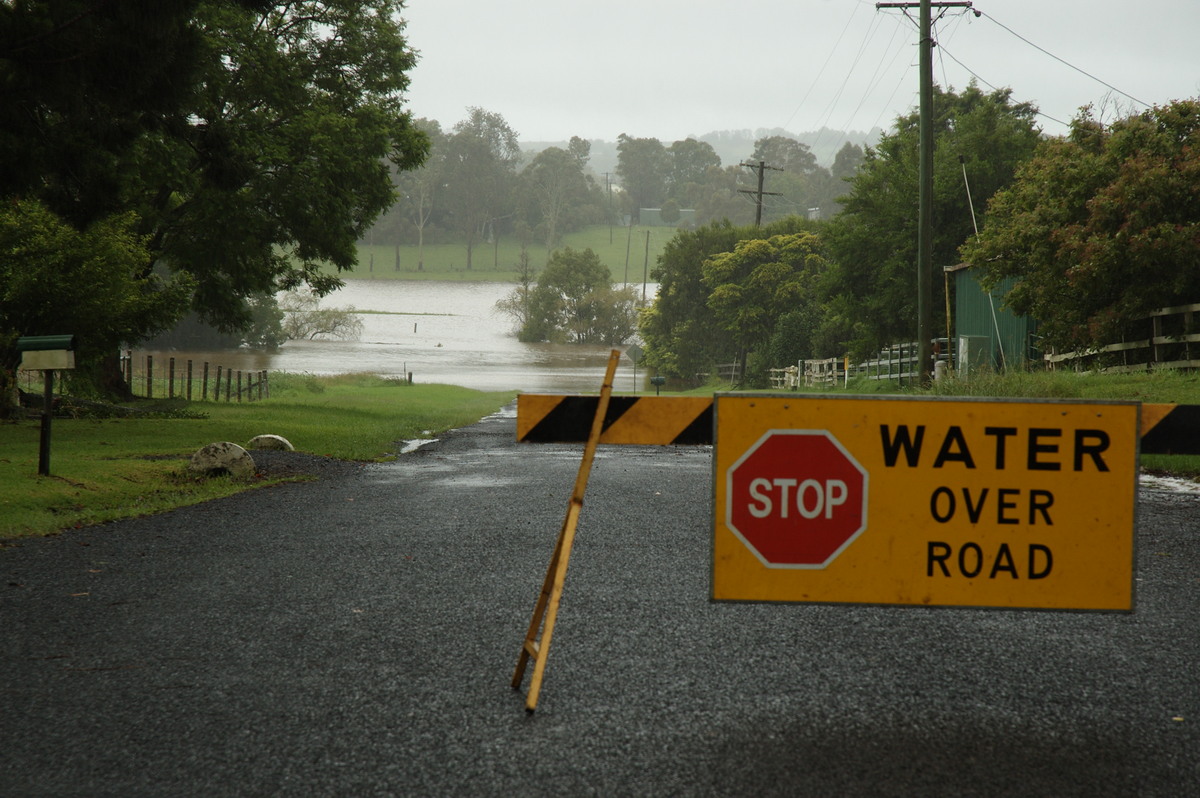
[1139,472,1200,497]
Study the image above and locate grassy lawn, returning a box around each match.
[351,224,675,282]
[0,374,515,539]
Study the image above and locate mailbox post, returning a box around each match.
[16,335,77,476]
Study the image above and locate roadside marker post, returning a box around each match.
[511,349,620,713]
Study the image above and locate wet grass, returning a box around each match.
[348,225,674,282]
[0,375,515,539]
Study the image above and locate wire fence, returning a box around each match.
[120,351,270,402]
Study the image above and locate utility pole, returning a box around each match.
[642,229,650,302]
[603,172,614,244]
[738,160,783,226]
[877,0,974,384]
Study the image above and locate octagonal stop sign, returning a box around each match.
[726,430,868,568]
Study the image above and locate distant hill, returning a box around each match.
[522,127,883,178]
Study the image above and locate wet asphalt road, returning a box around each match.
[2,405,1198,797]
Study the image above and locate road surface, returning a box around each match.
[2,405,1197,796]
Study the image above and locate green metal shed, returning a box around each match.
[946,263,1039,372]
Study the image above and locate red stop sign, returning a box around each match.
[726,430,868,568]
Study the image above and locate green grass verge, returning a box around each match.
[0,374,514,539]
[350,224,674,281]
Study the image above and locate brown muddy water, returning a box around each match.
[135,280,654,394]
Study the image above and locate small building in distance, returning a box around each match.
[945,263,1039,373]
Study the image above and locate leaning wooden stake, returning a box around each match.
[512,348,621,713]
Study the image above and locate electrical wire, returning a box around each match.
[936,42,1071,129]
[813,12,889,133]
[835,16,912,136]
[780,0,867,133]
[976,9,1151,109]
[808,11,896,157]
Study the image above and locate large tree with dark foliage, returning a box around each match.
[639,216,815,382]
[820,83,1041,358]
[962,99,1200,353]
[442,107,520,271]
[616,134,669,224]
[0,0,428,404]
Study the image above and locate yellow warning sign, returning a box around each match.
[712,395,1139,611]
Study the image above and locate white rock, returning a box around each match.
[189,441,256,478]
[247,434,294,451]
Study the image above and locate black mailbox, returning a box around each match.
[17,335,77,352]
[17,334,76,371]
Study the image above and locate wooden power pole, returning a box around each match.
[738,160,783,226]
[877,0,974,384]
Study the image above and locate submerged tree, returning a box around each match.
[495,249,539,337]
[279,291,364,341]
[516,247,638,345]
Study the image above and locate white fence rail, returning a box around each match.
[1046,303,1200,372]
[801,339,953,388]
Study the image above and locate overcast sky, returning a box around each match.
[398,0,1200,145]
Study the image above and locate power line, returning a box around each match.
[935,42,1071,128]
[835,17,912,136]
[868,58,918,132]
[976,9,1151,109]
[809,12,893,156]
[780,1,866,132]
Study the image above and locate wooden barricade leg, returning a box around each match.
[511,349,620,713]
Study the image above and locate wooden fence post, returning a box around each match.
[146,355,154,399]
[186,360,193,401]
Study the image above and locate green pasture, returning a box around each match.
[350,224,674,282]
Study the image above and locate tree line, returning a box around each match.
[366,112,867,263]
[640,87,1200,386]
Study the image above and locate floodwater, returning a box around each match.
[135,280,655,394]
